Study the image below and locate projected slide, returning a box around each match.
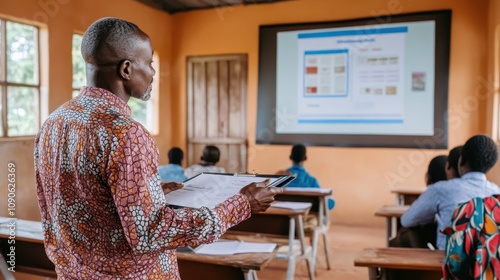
[276,21,436,136]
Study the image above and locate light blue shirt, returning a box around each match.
[158,164,187,183]
[401,172,500,250]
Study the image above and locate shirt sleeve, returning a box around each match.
[400,185,439,227]
[107,124,251,254]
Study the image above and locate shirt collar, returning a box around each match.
[79,86,131,116]
[461,172,487,181]
[290,164,305,171]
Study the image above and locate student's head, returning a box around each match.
[445,146,463,179]
[201,145,220,164]
[425,155,448,185]
[168,147,184,165]
[459,135,498,175]
[290,144,307,164]
[81,17,155,102]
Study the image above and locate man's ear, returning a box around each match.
[118,59,132,80]
[459,155,465,166]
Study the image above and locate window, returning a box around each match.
[72,34,159,134]
[72,34,85,97]
[0,19,40,137]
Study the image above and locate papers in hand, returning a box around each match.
[271,201,312,210]
[194,240,276,255]
[283,187,331,194]
[164,172,294,209]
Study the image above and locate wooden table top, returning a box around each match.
[354,247,444,271]
[0,218,44,243]
[390,186,425,195]
[177,249,275,271]
[374,205,410,218]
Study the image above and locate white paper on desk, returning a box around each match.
[284,187,331,194]
[194,240,276,255]
[271,201,312,210]
[164,173,280,209]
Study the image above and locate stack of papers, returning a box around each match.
[284,187,331,194]
[271,201,312,210]
[194,240,276,255]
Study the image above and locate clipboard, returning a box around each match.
[164,172,295,209]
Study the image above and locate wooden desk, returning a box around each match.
[374,205,410,245]
[354,247,444,280]
[227,203,314,280]
[390,186,424,205]
[0,218,56,278]
[177,249,274,280]
[276,187,333,271]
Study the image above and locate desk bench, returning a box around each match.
[354,247,444,280]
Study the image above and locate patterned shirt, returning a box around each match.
[401,172,500,250]
[158,164,187,183]
[442,195,500,279]
[34,87,251,279]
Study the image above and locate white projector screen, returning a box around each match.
[256,10,451,148]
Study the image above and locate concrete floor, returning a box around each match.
[12,224,385,280]
[257,224,386,280]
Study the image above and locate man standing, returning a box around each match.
[34,17,281,279]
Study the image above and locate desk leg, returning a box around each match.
[296,216,314,280]
[368,267,387,280]
[385,217,391,246]
[0,249,15,280]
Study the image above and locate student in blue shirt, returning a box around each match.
[158,147,188,183]
[277,144,335,210]
[400,135,500,250]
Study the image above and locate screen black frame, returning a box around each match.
[256,10,451,149]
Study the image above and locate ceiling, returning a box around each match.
[135,0,291,14]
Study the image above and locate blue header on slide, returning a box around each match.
[298,26,408,39]
[304,49,348,55]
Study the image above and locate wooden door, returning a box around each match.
[186,55,247,173]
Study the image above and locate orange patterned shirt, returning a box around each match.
[34,86,251,279]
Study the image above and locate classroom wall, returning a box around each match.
[171,0,492,226]
[0,0,173,222]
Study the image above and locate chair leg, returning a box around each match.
[311,230,319,272]
[322,232,332,270]
[306,257,315,280]
[286,256,296,280]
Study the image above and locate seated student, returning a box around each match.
[390,154,448,248]
[425,155,448,185]
[400,134,500,250]
[445,145,463,180]
[158,147,188,183]
[442,194,500,279]
[277,144,335,210]
[184,145,226,179]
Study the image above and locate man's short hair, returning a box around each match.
[447,145,463,176]
[168,147,184,165]
[461,135,498,173]
[201,145,220,164]
[81,17,142,64]
[290,144,306,163]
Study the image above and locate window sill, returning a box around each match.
[0,136,36,142]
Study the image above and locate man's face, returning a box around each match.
[128,37,156,101]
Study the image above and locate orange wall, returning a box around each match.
[0,0,494,229]
[0,0,173,223]
[171,0,491,226]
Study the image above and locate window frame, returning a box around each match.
[0,17,41,138]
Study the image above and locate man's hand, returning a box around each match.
[239,179,284,213]
[161,182,184,195]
